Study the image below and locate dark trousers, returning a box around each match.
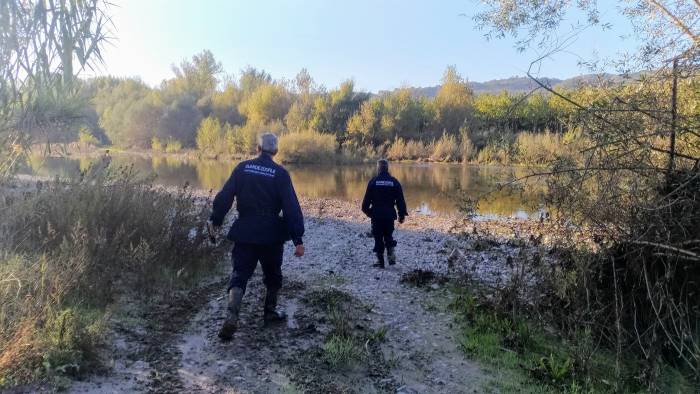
[228,242,284,293]
[371,218,397,254]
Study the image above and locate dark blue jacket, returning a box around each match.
[210,154,305,245]
[361,170,408,221]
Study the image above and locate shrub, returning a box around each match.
[277,131,336,164]
[196,116,224,154]
[0,166,217,385]
[164,138,182,153]
[430,133,460,162]
[476,134,516,165]
[151,136,164,152]
[339,143,380,163]
[405,140,429,160]
[387,138,429,161]
[78,127,99,148]
[386,138,408,160]
[515,131,562,165]
[460,133,477,163]
[476,143,509,164]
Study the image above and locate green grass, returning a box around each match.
[0,166,221,388]
[303,288,354,312]
[368,326,388,344]
[314,272,346,287]
[322,335,364,368]
[447,285,654,393]
[303,287,392,373]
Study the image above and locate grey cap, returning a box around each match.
[258,133,279,153]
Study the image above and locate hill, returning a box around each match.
[382,73,624,97]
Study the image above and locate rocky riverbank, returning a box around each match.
[7,193,565,393]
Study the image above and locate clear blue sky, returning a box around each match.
[93,0,639,92]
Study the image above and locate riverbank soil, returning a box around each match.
[40,198,559,393]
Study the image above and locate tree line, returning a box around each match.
[68,50,699,168]
[64,50,599,164]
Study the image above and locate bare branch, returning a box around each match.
[647,0,700,43]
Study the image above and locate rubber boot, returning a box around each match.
[372,252,386,269]
[218,287,244,340]
[387,247,397,266]
[263,289,287,325]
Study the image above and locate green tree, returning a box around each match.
[123,93,165,148]
[379,88,430,140]
[432,66,473,135]
[347,99,385,146]
[164,50,223,101]
[239,83,292,124]
[156,95,202,147]
[521,93,556,132]
[238,67,272,97]
[475,0,700,383]
[311,80,370,147]
[209,83,243,125]
[196,116,224,153]
[294,68,315,96]
[78,127,99,148]
[285,69,318,132]
[93,78,158,147]
[473,91,519,131]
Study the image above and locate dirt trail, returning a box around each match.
[69,199,499,394]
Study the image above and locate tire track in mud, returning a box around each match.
[141,280,227,394]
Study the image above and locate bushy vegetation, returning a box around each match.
[77,127,99,150]
[302,288,387,371]
[449,285,644,393]
[468,1,700,390]
[164,138,182,153]
[78,55,700,166]
[0,166,218,386]
[48,51,589,164]
[386,138,429,161]
[277,131,336,164]
[474,131,568,166]
[430,133,461,162]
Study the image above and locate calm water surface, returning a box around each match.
[21,154,546,217]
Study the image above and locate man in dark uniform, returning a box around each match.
[361,159,407,269]
[209,133,305,341]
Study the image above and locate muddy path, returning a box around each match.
[68,198,538,394]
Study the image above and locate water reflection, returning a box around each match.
[19,154,545,216]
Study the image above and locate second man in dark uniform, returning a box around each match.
[362,159,408,269]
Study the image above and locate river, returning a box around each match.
[20,154,546,217]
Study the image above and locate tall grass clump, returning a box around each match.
[196,116,238,158]
[430,133,460,162]
[516,131,562,166]
[386,138,408,160]
[476,134,517,165]
[460,133,477,163]
[164,138,182,153]
[151,136,164,152]
[277,131,336,164]
[0,165,217,386]
[386,138,429,161]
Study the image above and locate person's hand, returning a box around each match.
[294,244,305,257]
